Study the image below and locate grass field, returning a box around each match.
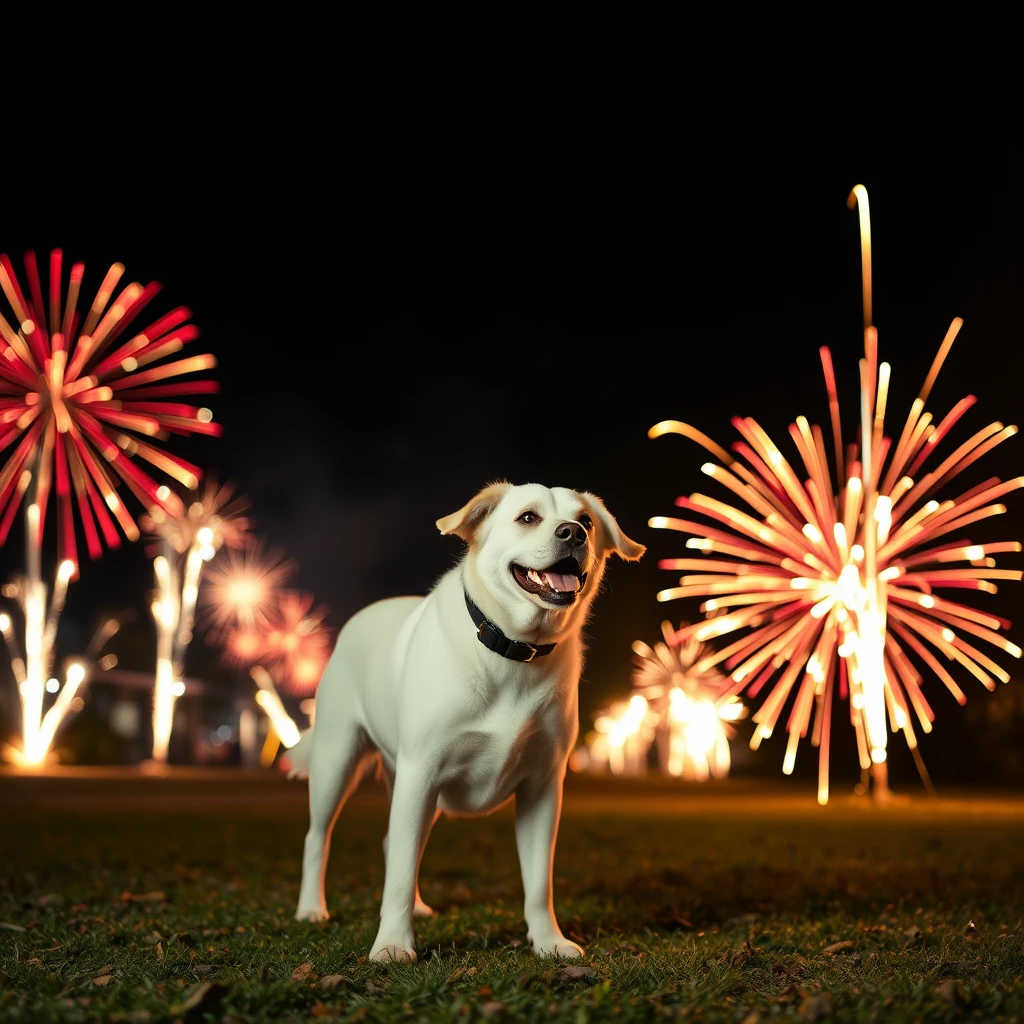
[2,770,1024,1022]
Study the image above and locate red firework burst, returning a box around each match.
[0,249,221,570]
[220,590,332,696]
[648,186,1023,803]
[263,591,333,694]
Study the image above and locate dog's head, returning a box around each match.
[437,481,645,638]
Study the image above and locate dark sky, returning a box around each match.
[2,40,1023,785]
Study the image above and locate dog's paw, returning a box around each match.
[369,942,417,963]
[413,898,435,919]
[295,906,330,923]
[530,934,585,958]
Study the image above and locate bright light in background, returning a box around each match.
[143,479,250,763]
[582,622,746,781]
[648,184,1022,804]
[0,248,221,766]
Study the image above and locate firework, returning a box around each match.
[200,539,296,637]
[0,249,221,569]
[261,591,332,695]
[649,185,1022,804]
[143,480,249,763]
[587,694,654,776]
[203,539,331,763]
[632,621,746,781]
[0,547,120,766]
[221,591,331,694]
[0,250,219,766]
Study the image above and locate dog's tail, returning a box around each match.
[284,728,314,780]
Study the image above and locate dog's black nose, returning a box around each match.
[555,521,587,546]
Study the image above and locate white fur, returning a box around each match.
[292,481,644,962]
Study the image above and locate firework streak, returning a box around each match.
[0,249,221,571]
[649,186,1022,803]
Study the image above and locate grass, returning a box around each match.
[2,771,1024,1022]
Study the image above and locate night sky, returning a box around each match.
[2,44,1022,786]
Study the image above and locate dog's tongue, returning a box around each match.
[543,571,579,593]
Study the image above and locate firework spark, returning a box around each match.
[200,539,296,637]
[631,621,746,781]
[0,249,221,571]
[649,185,1022,804]
[262,591,332,695]
[143,480,250,763]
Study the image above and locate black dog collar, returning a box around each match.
[464,591,556,663]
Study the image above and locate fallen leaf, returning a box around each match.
[26,957,42,966]
[70,903,88,912]
[311,998,340,1018]
[35,893,65,908]
[365,979,389,996]
[481,1001,506,1017]
[935,979,964,1003]
[92,974,115,986]
[797,990,835,1021]
[0,922,26,933]
[319,974,350,991]
[120,891,167,904]
[545,965,598,985]
[903,926,922,948]
[964,920,979,942]
[446,966,478,984]
[477,985,493,998]
[167,932,195,947]
[154,942,163,960]
[168,980,230,1018]
[109,1011,152,1022]
[143,931,163,946]
[291,961,316,981]
[822,941,854,956]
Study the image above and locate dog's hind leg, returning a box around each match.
[381,765,440,917]
[295,719,370,922]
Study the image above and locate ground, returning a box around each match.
[2,770,1023,1022]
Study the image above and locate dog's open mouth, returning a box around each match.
[511,556,587,606]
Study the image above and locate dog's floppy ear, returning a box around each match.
[581,492,646,561]
[436,480,511,543]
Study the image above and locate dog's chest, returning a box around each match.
[435,689,562,814]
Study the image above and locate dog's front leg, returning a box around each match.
[369,760,438,963]
[515,769,583,958]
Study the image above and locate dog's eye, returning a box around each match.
[517,511,540,525]
[579,514,593,532]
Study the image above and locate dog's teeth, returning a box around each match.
[528,569,545,585]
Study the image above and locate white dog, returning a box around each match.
[287,481,644,962]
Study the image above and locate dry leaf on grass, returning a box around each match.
[320,974,351,991]
[92,974,115,986]
[903,926,922,948]
[481,1001,506,1017]
[0,922,26,933]
[291,961,316,981]
[822,941,854,956]
[446,966,478,984]
[964,920,979,941]
[109,1011,152,1022]
[119,891,167,904]
[168,980,230,1017]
